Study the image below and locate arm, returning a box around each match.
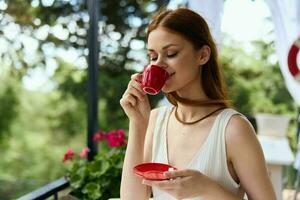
[120,109,158,200]
[120,121,150,200]
[143,169,243,200]
[119,73,159,199]
[225,115,276,200]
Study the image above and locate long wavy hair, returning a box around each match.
[147,8,231,107]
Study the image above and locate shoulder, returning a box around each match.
[226,112,256,142]
[224,111,261,160]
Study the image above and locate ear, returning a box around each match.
[197,45,211,65]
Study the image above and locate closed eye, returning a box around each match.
[150,57,157,61]
[167,53,178,58]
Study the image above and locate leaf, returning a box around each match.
[82,182,102,200]
[99,160,110,175]
[69,174,83,189]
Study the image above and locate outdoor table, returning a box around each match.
[258,135,294,200]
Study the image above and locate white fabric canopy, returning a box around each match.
[187,0,223,48]
[265,0,300,106]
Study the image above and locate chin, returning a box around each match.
[162,87,175,94]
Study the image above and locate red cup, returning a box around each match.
[137,64,169,95]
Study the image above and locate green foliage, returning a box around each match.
[0,88,86,199]
[66,144,125,199]
[221,39,296,115]
[47,91,86,136]
[0,70,19,142]
[0,0,171,137]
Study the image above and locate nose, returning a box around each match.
[154,58,168,69]
[155,63,167,69]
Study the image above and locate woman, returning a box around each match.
[119,7,276,200]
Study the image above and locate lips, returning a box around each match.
[168,72,175,79]
[166,72,175,80]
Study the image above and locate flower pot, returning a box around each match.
[255,113,290,137]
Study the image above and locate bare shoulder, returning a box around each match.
[225,114,257,146]
[225,114,261,161]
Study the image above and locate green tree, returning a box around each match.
[0,68,20,143]
[1,0,169,135]
[221,38,295,115]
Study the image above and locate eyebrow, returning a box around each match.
[147,44,179,51]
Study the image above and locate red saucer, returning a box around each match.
[133,163,177,180]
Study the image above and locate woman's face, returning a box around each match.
[147,27,207,95]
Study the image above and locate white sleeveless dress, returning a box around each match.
[151,106,245,200]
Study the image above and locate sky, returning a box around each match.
[168,0,273,43]
[221,0,273,43]
[22,0,274,91]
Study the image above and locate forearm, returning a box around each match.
[120,122,150,200]
[203,179,242,200]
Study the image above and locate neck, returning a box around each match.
[174,106,225,125]
[176,103,221,121]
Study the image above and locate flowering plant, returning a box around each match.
[63,129,126,200]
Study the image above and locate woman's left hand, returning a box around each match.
[142,169,210,199]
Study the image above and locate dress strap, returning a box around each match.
[213,109,243,188]
[152,106,172,162]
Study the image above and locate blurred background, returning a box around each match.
[0,0,298,199]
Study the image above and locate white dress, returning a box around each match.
[151,106,245,200]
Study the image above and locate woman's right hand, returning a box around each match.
[120,73,151,124]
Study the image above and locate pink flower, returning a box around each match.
[79,147,90,158]
[93,131,106,142]
[63,149,75,162]
[106,129,126,148]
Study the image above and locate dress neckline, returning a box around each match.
[164,106,227,169]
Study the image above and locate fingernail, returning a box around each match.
[164,172,170,176]
[142,179,148,185]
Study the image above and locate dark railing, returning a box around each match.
[17,177,69,200]
[87,0,99,161]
